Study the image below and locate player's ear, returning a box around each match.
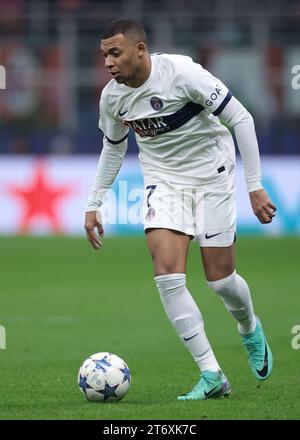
[137,41,147,55]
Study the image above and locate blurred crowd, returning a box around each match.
[0,0,300,155]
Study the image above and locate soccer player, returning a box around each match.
[85,18,276,401]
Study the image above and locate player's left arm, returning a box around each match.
[218,97,276,224]
[183,60,276,224]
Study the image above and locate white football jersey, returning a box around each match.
[99,53,236,185]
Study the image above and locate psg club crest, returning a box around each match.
[150,96,163,111]
[145,207,156,221]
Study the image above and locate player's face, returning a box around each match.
[100,34,147,87]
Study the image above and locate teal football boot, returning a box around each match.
[177,370,231,401]
[242,316,273,380]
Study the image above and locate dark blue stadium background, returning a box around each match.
[0,0,299,156]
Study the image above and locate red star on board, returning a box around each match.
[8,160,74,234]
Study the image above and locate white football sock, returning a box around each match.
[154,273,220,372]
[207,271,256,335]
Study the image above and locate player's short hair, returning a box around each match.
[102,18,147,44]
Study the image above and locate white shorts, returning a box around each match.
[143,168,236,248]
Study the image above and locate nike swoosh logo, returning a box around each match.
[205,233,222,239]
[118,110,128,117]
[204,385,219,398]
[183,333,198,341]
[256,342,269,377]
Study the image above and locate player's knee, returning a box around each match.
[152,258,185,276]
[206,270,236,295]
[204,260,235,284]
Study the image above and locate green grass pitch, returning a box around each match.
[0,235,299,420]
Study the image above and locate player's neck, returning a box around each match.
[125,55,152,88]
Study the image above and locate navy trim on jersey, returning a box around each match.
[123,101,205,138]
[105,133,129,145]
[213,91,232,116]
[163,101,205,131]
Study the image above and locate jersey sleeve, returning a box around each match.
[98,90,129,144]
[218,96,262,192]
[183,61,232,116]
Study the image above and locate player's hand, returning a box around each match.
[84,211,104,250]
[249,189,276,224]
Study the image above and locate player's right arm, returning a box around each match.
[85,88,129,250]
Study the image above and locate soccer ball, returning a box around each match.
[78,352,131,402]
